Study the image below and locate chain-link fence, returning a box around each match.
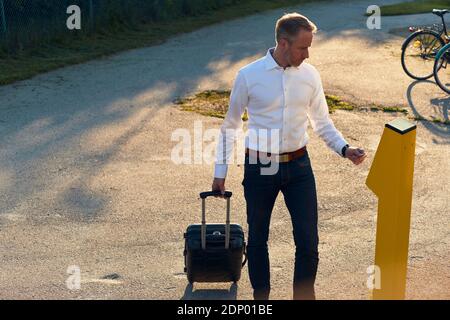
[0,0,242,53]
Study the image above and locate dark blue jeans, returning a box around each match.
[242,151,319,300]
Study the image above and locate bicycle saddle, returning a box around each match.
[432,9,449,17]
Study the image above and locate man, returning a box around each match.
[211,13,366,300]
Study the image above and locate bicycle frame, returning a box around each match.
[406,15,449,58]
[409,13,449,41]
[434,42,450,94]
[435,42,450,62]
[440,15,448,37]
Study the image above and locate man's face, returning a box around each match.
[281,30,313,67]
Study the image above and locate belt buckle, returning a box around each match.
[277,153,290,163]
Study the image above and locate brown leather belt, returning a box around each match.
[245,146,307,163]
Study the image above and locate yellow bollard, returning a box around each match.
[366,118,416,300]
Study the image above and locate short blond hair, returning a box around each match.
[275,13,317,43]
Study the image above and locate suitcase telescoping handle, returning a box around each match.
[199,191,232,199]
[199,191,232,250]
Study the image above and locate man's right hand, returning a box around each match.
[211,178,226,198]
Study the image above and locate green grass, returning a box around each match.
[177,90,419,123]
[176,90,412,118]
[379,0,450,16]
[0,0,324,86]
[381,106,409,114]
[176,90,356,119]
[413,115,450,124]
[177,90,450,126]
[367,105,408,114]
[431,117,450,124]
[175,90,246,120]
[326,95,355,113]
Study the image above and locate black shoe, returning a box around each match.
[253,288,270,300]
[293,282,316,300]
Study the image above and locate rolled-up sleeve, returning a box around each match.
[307,69,348,157]
[214,71,248,178]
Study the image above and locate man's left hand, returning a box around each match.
[345,147,367,165]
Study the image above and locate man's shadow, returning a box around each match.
[180,283,238,300]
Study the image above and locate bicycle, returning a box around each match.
[401,9,450,80]
[434,42,450,94]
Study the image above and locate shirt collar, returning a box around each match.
[264,47,301,70]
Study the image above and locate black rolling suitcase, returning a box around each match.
[184,191,247,284]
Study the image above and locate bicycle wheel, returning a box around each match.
[434,43,450,94]
[401,30,445,80]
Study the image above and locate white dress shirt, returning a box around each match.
[214,48,348,179]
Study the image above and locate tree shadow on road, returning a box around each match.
[0,23,264,222]
[181,283,238,300]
